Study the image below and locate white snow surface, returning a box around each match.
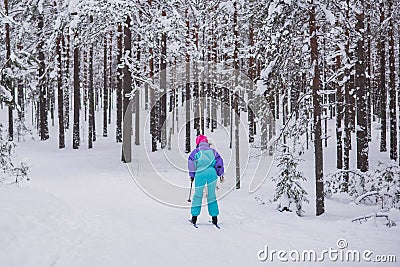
[0,114,399,267]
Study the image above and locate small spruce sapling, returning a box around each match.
[272,145,309,216]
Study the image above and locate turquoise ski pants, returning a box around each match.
[191,169,219,217]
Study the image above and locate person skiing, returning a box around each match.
[188,134,225,227]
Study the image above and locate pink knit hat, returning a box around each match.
[196,135,208,145]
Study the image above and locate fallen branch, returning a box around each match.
[355,191,379,204]
[351,213,396,228]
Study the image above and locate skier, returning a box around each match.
[188,135,225,227]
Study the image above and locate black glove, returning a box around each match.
[190,177,194,182]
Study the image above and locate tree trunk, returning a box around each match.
[211,20,217,132]
[48,69,55,127]
[349,50,355,134]
[72,34,80,149]
[63,33,70,130]
[388,0,397,161]
[233,1,240,189]
[310,0,324,216]
[336,19,343,170]
[398,28,400,166]
[355,1,368,172]
[160,9,167,149]
[223,52,229,129]
[16,43,24,127]
[149,55,156,151]
[185,6,191,153]
[201,26,206,133]
[135,13,141,146]
[248,12,255,143]
[17,62,24,122]
[88,16,95,149]
[122,16,132,163]
[156,36,162,143]
[172,58,177,135]
[56,35,65,149]
[5,0,13,141]
[103,35,108,137]
[343,0,351,191]
[148,0,157,152]
[145,64,149,111]
[116,23,123,143]
[108,31,113,124]
[193,23,200,135]
[379,0,387,152]
[206,46,211,130]
[38,13,49,141]
[366,1,372,141]
[83,50,88,121]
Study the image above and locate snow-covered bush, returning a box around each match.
[271,145,309,216]
[0,123,29,184]
[325,163,400,211]
[15,119,35,142]
[324,169,369,197]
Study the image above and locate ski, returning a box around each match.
[209,220,221,229]
[188,219,198,228]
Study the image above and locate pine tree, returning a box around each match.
[103,35,108,138]
[56,34,65,149]
[233,0,241,190]
[122,15,132,163]
[88,16,95,149]
[62,33,70,130]
[72,26,80,149]
[335,18,343,170]
[379,0,387,152]
[365,0,372,142]
[38,11,49,141]
[185,5,191,153]
[160,9,167,149]
[108,31,113,125]
[134,10,141,146]
[355,0,368,172]
[398,23,400,166]
[272,145,309,217]
[248,1,255,144]
[343,0,352,192]
[149,0,157,152]
[116,23,123,143]
[4,0,13,142]
[388,0,397,161]
[309,0,324,216]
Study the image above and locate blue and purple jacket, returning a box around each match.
[188,142,224,179]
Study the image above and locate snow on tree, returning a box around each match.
[326,162,400,211]
[0,123,29,184]
[355,0,369,173]
[271,144,309,217]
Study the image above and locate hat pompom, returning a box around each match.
[196,135,208,145]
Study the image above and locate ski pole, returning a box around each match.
[187,180,193,202]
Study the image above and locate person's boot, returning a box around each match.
[212,216,218,225]
[190,216,197,225]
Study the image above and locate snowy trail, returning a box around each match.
[7,138,273,266]
[1,136,399,267]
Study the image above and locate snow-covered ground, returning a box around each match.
[1,104,400,267]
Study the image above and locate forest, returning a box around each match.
[1,0,400,218]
